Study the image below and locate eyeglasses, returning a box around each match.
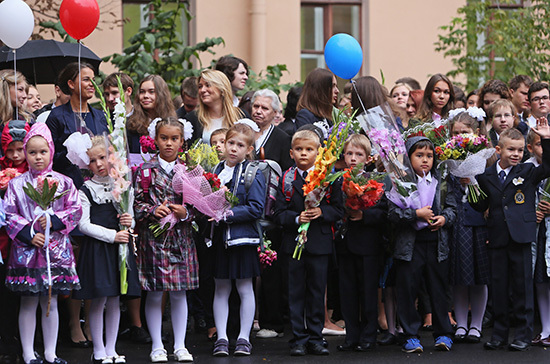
[531,95,549,103]
[493,113,513,119]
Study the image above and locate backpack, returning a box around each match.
[224,160,282,251]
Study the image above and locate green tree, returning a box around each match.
[435,0,550,90]
[103,0,224,95]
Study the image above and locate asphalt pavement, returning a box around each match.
[56,325,549,364]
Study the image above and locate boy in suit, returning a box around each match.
[470,119,550,351]
[388,136,456,353]
[274,129,345,356]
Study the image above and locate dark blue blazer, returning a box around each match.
[274,170,344,255]
[338,196,388,256]
[471,138,550,247]
[295,109,332,129]
[46,102,108,188]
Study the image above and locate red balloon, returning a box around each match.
[59,0,100,40]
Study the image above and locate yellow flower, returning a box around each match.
[444,149,452,158]
[452,150,462,159]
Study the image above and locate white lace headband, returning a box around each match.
[448,107,486,122]
[148,117,194,141]
[235,118,260,132]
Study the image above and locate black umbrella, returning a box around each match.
[0,39,102,84]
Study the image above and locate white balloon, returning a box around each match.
[0,0,35,49]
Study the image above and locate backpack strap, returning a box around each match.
[282,167,297,202]
[140,166,153,194]
[243,161,260,193]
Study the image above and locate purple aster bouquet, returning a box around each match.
[357,103,433,230]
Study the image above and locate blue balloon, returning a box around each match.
[324,34,363,80]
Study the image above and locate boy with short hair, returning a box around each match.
[274,130,344,356]
[471,121,550,351]
[210,128,228,158]
[388,136,456,353]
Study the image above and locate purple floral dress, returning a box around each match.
[5,123,82,295]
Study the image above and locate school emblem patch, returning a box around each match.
[514,190,525,204]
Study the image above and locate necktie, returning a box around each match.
[303,171,308,180]
[498,170,506,185]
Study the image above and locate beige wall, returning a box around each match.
[32,0,467,101]
[365,0,467,88]
[191,0,301,86]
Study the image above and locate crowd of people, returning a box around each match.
[0,55,549,364]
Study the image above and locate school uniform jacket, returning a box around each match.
[274,169,345,255]
[255,125,293,171]
[471,138,550,247]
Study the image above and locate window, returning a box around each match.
[301,1,361,81]
[122,1,190,49]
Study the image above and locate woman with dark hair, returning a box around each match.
[46,62,107,188]
[127,75,176,155]
[278,86,303,137]
[351,76,405,129]
[414,73,455,125]
[466,89,479,109]
[477,79,511,112]
[216,56,249,106]
[295,68,339,128]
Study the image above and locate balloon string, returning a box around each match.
[13,49,18,121]
[351,79,368,115]
[77,40,82,133]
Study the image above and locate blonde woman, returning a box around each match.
[0,69,32,126]
[185,69,246,145]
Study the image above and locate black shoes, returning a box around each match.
[355,342,375,352]
[119,326,152,344]
[484,340,507,350]
[289,344,306,356]
[377,332,397,346]
[336,343,356,352]
[307,343,329,355]
[508,340,530,351]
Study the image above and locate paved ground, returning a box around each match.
[55,326,550,364]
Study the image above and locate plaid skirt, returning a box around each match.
[137,225,199,291]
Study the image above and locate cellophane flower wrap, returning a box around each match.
[171,163,234,223]
[358,103,434,230]
[23,175,69,312]
[403,118,449,146]
[342,165,385,210]
[93,77,133,295]
[436,133,495,204]
[294,108,357,260]
[0,168,21,190]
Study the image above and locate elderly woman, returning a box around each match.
[185,70,246,145]
[251,89,292,170]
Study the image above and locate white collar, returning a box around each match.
[297,167,314,179]
[496,162,512,176]
[416,172,433,183]
[158,157,176,173]
[255,124,274,152]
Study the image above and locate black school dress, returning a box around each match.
[73,184,140,299]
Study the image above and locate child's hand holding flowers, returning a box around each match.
[118,213,133,228]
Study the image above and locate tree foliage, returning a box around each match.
[243,64,300,96]
[435,0,550,91]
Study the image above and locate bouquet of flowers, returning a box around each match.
[342,165,385,210]
[139,135,156,153]
[183,140,220,172]
[403,119,449,147]
[0,168,21,190]
[257,233,278,269]
[171,163,235,222]
[436,133,495,203]
[294,108,356,260]
[93,77,133,295]
[23,175,69,314]
[358,103,435,230]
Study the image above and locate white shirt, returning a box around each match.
[255,125,274,152]
[158,157,176,174]
[218,164,235,186]
[496,163,512,178]
[202,117,224,145]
